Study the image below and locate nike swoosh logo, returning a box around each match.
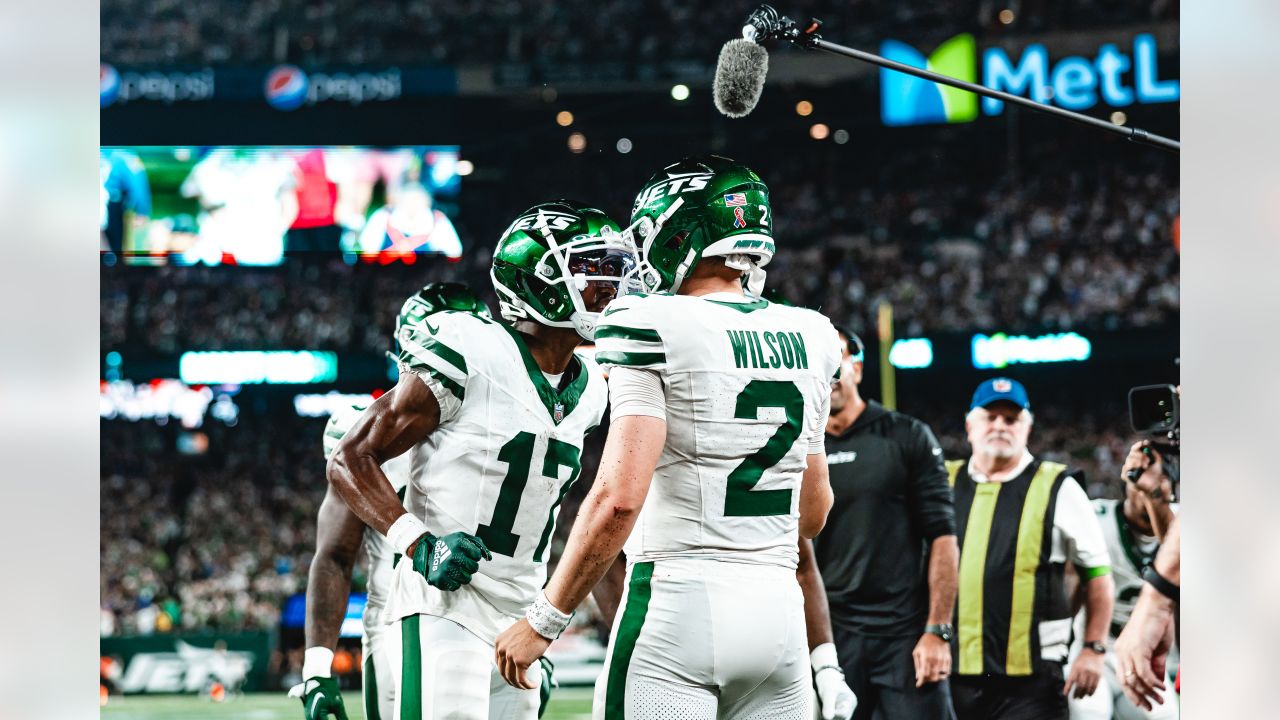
[423,317,439,334]
[309,693,323,717]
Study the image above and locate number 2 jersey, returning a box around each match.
[322,402,412,640]
[383,311,608,643]
[594,292,841,570]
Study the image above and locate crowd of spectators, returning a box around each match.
[101,0,1178,67]
[101,416,326,635]
[101,137,1178,353]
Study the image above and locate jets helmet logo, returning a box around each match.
[632,172,713,214]
[502,210,576,239]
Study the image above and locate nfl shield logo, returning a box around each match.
[993,379,1012,392]
[553,402,565,424]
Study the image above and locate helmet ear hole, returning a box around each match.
[663,230,688,252]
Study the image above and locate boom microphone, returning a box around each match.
[713,39,769,118]
[716,4,1180,151]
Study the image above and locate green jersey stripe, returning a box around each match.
[419,336,467,374]
[595,324,661,343]
[596,350,666,367]
[400,615,421,719]
[423,365,466,402]
[604,562,654,719]
[363,653,381,720]
[399,335,467,377]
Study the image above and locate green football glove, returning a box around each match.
[411,531,492,591]
[537,656,557,718]
[287,677,348,720]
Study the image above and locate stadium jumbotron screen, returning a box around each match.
[100,145,464,266]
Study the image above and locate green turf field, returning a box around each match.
[100,687,595,719]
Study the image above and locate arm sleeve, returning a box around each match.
[395,313,473,424]
[905,419,957,540]
[608,367,667,420]
[808,389,830,454]
[1056,476,1112,573]
[594,295,666,371]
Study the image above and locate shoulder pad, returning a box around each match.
[396,310,493,403]
[594,295,666,370]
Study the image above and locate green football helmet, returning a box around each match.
[624,155,774,294]
[490,200,636,340]
[397,281,493,331]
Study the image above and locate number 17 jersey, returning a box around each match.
[595,292,841,570]
[383,311,608,644]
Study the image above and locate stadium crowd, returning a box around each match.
[101,144,1178,354]
[101,0,1177,67]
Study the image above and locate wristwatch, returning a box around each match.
[1084,641,1107,654]
[924,624,954,642]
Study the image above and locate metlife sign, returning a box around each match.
[880,33,1178,126]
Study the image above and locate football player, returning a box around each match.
[327,201,634,720]
[1068,441,1179,720]
[289,283,492,720]
[495,156,843,719]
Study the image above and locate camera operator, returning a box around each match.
[1068,441,1178,720]
[1114,386,1181,713]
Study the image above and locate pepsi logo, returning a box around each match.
[100,64,121,108]
[264,65,308,111]
[993,379,1012,392]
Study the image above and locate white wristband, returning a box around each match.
[303,646,334,679]
[385,513,429,556]
[525,591,573,640]
[811,642,842,674]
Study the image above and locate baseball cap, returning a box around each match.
[970,377,1030,411]
[831,323,865,363]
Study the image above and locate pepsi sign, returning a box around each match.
[100,64,215,108]
[264,65,402,111]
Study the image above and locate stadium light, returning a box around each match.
[1110,111,1128,126]
[567,132,587,153]
[809,123,830,140]
[971,332,1092,369]
[889,338,934,369]
[556,110,574,127]
[456,159,475,176]
[998,9,1015,24]
[671,84,690,101]
[178,351,338,384]
[795,100,813,116]
[616,138,633,154]
[833,129,850,144]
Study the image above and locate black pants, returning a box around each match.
[950,664,1068,720]
[834,628,955,720]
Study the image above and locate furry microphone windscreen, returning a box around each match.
[713,39,769,118]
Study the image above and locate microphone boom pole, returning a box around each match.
[745,4,1180,153]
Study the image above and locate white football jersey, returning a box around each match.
[322,402,411,639]
[594,291,841,569]
[384,310,608,643]
[1093,498,1163,638]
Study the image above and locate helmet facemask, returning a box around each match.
[493,219,636,340]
